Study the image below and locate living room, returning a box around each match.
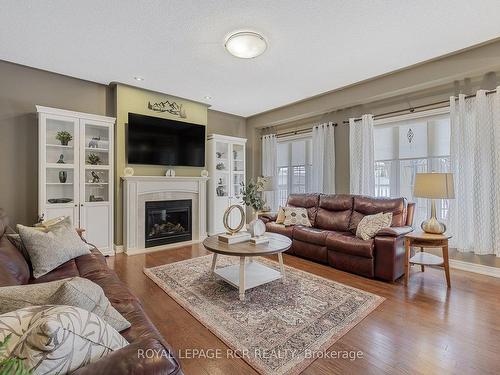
[0,1,499,374]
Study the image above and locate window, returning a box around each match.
[277,137,312,206]
[374,111,451,226]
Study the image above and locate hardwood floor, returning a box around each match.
[107,245,500,375]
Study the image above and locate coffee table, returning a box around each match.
[202,232,292,301]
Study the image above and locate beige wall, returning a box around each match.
[246,39,500,193]
[0,60,109,226]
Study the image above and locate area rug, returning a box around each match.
[144,255,383,375]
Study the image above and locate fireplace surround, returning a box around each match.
[122,176,208,255]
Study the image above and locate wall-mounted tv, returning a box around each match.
[127,113,205,167]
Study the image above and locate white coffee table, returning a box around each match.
[202,232,292,301]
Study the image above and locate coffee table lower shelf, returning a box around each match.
[214,262,282,291]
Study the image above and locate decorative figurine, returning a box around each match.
[87,153,101,165]
[91,171,100,183]
[58,171,67,183]
[216,162,225,170]
[57,154,65,164]
[88,136,100,148]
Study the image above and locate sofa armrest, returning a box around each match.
[377,226,413,237]
[76,228,85,239]
[259,212,277,224]
[72,338,183,375]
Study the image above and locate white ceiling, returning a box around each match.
[2,1,500,117]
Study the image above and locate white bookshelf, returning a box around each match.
[207,134,247,235]
[37,106,116,255]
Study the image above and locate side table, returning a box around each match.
[404,231,452,288]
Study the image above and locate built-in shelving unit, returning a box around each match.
[37,105,115,255]
[207,134,247,235]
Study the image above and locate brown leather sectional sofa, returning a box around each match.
[260,194,415,281]
[0,213,183,375]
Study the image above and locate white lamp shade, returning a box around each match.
[257,176,277,191]
[414,173,455,199]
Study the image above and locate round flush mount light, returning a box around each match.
[134,76,144,81]
[204,95,213,100]
[224,31,267,59]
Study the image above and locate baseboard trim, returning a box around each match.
[125,239,205,256]
[114,245,124,254]
[449,259,500,278]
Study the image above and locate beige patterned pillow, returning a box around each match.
[17,217,90,278]
[0,277,130,332]
[356,212,393,240]
[0,305,128,374]
[283,207,312,227]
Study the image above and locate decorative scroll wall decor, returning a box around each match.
[148,100,187,118]
[407,128,414,143]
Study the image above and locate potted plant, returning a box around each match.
[87,153,101,165]
[0,334,31,374]
[55,131,72,146]
[240,179,266,238]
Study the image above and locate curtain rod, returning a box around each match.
[261,122,337,139]
[343,88,497,124]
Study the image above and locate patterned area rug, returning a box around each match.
[144,255,383,375]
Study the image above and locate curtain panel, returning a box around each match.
[311,122,335,193]
[449,88,500,256]
[261,134,278,211]
[349,114,375,195]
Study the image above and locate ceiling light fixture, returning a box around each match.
[134,76,144,81]
[225,31,267,59]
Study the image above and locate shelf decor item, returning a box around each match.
[413,173,455,234]
[56,130,72,146]
[56,154,65,164]
[216,162,225,170]
[123,167,134,177]
[58,171,67,183]
[88,136,100,148]
[87,153,101,165]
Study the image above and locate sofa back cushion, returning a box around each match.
[286,194,320,226]
[0,235,31,286]
[348,196,407,233]
[315,194,354,232]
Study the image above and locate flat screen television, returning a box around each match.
[127,113,205,166]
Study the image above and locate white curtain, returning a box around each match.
[261,134,278,211]
[349,114,375,195]
[449,88,500,256]
[311,122,335,193]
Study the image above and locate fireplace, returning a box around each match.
[145,200,192,248]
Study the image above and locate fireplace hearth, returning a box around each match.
[145,200,192,247]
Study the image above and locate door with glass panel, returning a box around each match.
[79,119,113,252]
[39,113,80,224]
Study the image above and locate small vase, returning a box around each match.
[60,140,69,146]
[248,210,266,238]
[59,171,67,183]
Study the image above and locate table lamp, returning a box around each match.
[413,173,455,234]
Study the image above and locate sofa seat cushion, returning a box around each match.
[265,222,294,238]
[326,232,375,258]
[293,226,330,246]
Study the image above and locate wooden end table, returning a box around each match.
[404,231,452,288]
[202,232,292,301]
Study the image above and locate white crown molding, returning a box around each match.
[36,105,116,123]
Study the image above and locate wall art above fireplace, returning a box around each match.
[147,100,187,118]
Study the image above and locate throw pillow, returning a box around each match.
[283,207,312,227]
[276,206,286,224]
[1,305,128,375]
[356,212,393,240]
[0,277,130,332]
[17,217,90,278]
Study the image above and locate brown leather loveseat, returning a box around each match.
[261,194,415,281]
[0,212,183,375]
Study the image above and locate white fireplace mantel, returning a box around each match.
[122,176,208,255]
